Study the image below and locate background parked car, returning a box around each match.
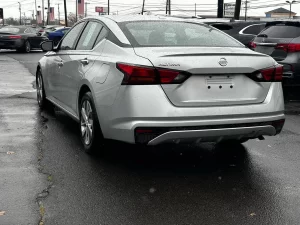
[45,27,70,45]
[0,26,48,52]
[208,21,266,46]
[250,21,300,99]
[37,25,62,36]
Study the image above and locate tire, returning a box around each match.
[24,40,31,53]
[79,92,103,154]
[36,70,47,109]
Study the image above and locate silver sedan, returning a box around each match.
[37,15,285,153]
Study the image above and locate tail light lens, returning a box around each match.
[116,63,189,85]
[253,65,283,82]
[248,41,256,49]
[275,43,300,52]
[9,35,22,39]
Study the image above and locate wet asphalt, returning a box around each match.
[1,50,300,225]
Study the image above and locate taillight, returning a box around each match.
[116,63,189,85]
[248,41,256,49]
[253,65,283,82]
[9,35,22,39]
[275,43,300,52]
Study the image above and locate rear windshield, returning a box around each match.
[259,25,300,38]
[119,21,243,47]
[0,27,21,34]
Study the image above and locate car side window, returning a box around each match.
[76,21,103,50]
[94,27,108,47]
[60,22,85,50]
[243,24,265,35]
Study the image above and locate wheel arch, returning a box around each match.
[78,82,104,136]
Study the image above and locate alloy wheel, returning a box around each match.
[80,100,94,145]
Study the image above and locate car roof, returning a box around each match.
[86,15,205,23]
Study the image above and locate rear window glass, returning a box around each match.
[0,27,21,33]
[260,25,300,38]
[243,24,265,35]
[210,24,233,31]
[119,21,243,47]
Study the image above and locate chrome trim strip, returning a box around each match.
[255,43,277,46]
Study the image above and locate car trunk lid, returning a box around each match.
[134,47,275,107]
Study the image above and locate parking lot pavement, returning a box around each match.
[285,101,300,115]
[0,55,47,225]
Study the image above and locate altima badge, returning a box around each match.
[219,58,228,67]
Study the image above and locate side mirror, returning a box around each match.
[41,40,54,52]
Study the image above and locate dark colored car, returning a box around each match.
[0,26,48,52]
[251,21,300,90]
[46,27,70,45]
[208,21,266,46]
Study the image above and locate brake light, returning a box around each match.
[116,63,189,85]
[248,41,256,49]
[256,65,283,82]
[275,43,300,52]
[9,35,22,39]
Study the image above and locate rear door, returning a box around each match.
[252,24,300,61]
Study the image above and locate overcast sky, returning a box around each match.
[0,0,299,19]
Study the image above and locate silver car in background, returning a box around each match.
[37,16,285,153]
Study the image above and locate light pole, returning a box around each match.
[286,1,296,18]
[85,2,90,17]
[18,2,21,25]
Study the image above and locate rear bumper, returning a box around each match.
[97,82,285,144]
[0,40,24,49]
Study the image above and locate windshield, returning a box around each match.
[0,27,21,34]
[119,21,243,47]
[259,25,300,38]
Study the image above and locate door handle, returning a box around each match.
[80,59,89,65]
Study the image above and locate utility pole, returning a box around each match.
[244,1,248,21]
[42,0,45,25]
[194,3,196,17]
[165,0,168,15]
[141,0,145,15]
[18,2,21,25]
[217,0,224,18]
[169,0,171,15]
[56,3,60,25]
[35,0,37,24]
[85,2,90,17]
[286,1,296,19]
[234,0,242,20]
[76,0,78,22]
[108,0,110,15]
[47,0,50,25]
[64,0,68,27]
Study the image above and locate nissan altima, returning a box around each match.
[36,15,285,153]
